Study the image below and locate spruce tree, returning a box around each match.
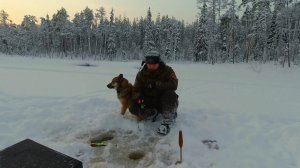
[194,3,208,62]
[107,9,116,59]
[143,8,155,53]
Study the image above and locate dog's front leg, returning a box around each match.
[120,104,127,115]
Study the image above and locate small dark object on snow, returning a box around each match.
[0,139,82,168]
[202,140,219,150]
[78,63,97,67]
[128,151,145,160]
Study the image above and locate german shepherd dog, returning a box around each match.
[107,74,133,115]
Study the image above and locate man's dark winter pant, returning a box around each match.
[129,90,178,120]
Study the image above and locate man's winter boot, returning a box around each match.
[157,119,173,135]
[157,123,170,135]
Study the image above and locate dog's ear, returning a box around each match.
[120,77,129,86]
[118,74,123,79]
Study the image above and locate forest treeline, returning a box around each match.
[0,0,300,67]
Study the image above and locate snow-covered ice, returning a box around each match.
[0,55,300,168]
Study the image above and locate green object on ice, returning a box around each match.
[90,133,114,147]
[90,141,108,147]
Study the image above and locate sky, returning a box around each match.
[1,0,199,25]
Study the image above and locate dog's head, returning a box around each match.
[107,74,129,89]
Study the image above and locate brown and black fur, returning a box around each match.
[107,74,133,115]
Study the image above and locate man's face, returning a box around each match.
[146,63,159,71]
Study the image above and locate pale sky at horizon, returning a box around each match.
[1,0,199,25]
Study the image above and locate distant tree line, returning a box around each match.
[0,0,300,67]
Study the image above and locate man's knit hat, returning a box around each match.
[145,50,161,64]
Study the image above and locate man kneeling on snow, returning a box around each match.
[129,51,179,135]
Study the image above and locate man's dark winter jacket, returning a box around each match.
[132,63,178,99]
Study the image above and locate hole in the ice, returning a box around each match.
[128,151,145,160]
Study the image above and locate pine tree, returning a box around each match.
[51,8,73,57]
[82,7,94,56]
[266,12,278,61]
[40,15,52,55]
[95,7,106,27]
[223,0,241,63]
[95,7,108,57]
[0,10,10,26]
[143,7,155,53]
[160,15,171,60]
[170,19,181,61]
[131,18,142,59]
[154,13,162,51]
[241,5,253,63]
[290,2,300,64]
[73,7,94,57]
[107,8,116,59]
[197,0,222,64]
[0,10,10,54]
[194,3,208,62]
[20,15,38,55]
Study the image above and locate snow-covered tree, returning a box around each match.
[95,7,106,27]
[51,8,73,57]
[194,3,208,62]
[73,7,94,57]
[143,8,156,53]
[106,8,117,59]
[220,0,241,63]
[95,6,108,57]
[40,15,52,55]
[0,10,10,54]
[241,0,272,62]
[171,20,181,61]
[241,5,253,62]
[0,10,10,25]
[266,11,278,61]
[253,1,271,62]
[290,2,300,64]
[20,15,39,55]
[131,18,142,59]
[197,0,223,64]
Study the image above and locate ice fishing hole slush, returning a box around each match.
[175,130,183,165]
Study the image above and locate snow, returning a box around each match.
[0,55,300,168]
